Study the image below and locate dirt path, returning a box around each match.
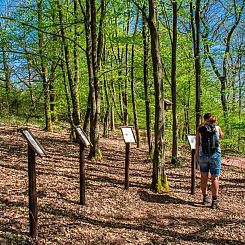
[0,126,244,245]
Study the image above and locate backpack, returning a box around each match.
[199,124,219,155]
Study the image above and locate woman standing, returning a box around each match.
[195,113,224,209]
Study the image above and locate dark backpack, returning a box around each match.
[199,124,219,155]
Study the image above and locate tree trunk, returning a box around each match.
[37,0,52,131]
[49,4,59,124]
[1,31,11,113]
[0,21,12,113]
[57,0,80,130]
[73,0,80,122]
[82,0,105,160]
[117,48,124,119]
[122,4,130,126]
[83,90,91,133]
[131,12,140,148]
[103,77,110,138]
[142,7,152,155]
[184,77,191,138]
[102,45,110,137]
[60,58,73,129]
[109,73,116,131]
[238,55,242,151]
[89,0,101,159]
[171,0,178,165]
[190,0,201,130]
[147,0,168,192]
[49,59,57,123]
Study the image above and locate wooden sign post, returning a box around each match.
[121,127,136,190]
[187,134,196,195]
[75,127,91,205]
[19,128,46,237]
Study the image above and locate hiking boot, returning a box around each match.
[211,199,219,209]
[202,195,209,205]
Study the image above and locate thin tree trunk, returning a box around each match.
[73,0,80,122]
[131,12,140,148]
[171,0,178,165]
[37,0,52,131]
[0,22,11,113]
[49,5,58,124]
[23,34,35,107]
[102,45,110,137]
[118,49,124,119]
[60,58,73,129]
[190,0,201,130]
[238,56,242,151]
[103,77,110,137]
[57,0,80,129]
[109,54,116,131]
[26,59,35,106]
[142,7,152,155]
[185,77,191,137]
[83,90,91,133]
[49,61,57,123]
[122,3,130,126]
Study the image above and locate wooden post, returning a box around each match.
[80,143,85,205]
[121,127,135,190]
[19,128,46,238]
[75,126,91,205]
[28,144,38,237]
[191,149,196,195]
[125,143,130,190]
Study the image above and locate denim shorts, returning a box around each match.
[199,152,221,176]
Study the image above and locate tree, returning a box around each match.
[142,5,152,155]
[131,11,140,148]
[56,0,81,132]
[37,0,53,131]
[201,0,245,127]
[148,0,168,192]
[134,0,169,192]
[190,0,201,130]
[80,0,106,159]
[170,0,178,165]
[0,21,12,113]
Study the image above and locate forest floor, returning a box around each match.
[0,125,244,245]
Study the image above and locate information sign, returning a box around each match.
[187,135,196,150]
[75,127,91,147]
[187,134,196,195]
[121,127,136,143]
[19,128,46,157]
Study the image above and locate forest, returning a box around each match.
[0,0,245,244]
[0,0,244,184]
[0,0,244,152]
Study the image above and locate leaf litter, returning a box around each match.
[0,126,244,244]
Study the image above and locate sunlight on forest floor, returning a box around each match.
[0,126,244,244]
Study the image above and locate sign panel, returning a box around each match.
[187,134,196,150]
[75,127,91,147]
[19,128,46,157]
[121,127,136,143]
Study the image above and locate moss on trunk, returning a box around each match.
[157,173,169,193]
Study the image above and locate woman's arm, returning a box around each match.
[218,126,224,139]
